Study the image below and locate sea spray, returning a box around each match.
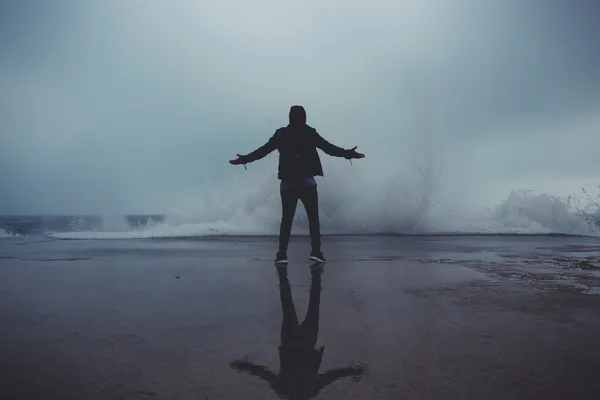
[46,181,600,239]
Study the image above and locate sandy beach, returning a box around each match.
[1,235,600,399]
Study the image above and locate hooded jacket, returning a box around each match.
[240,106,352,180]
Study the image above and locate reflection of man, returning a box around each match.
[231,266,366,399]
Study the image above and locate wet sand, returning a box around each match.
[1,235,600,399]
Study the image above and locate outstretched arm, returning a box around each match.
[314,131,365,159]
[230,359,278,385]
[230,134,278,165]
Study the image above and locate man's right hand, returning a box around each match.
[346,146,365,159]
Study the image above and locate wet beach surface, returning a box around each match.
[1,235,600,399]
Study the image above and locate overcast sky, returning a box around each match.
[1,0,599,215]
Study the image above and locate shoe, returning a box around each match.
[309,250,326,263]
[275,252,288,265]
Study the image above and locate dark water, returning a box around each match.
[0,215,165,236]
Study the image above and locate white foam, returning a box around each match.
[0,228,18,238]
[46,189,599,240]
[49,220,273,239]
[46,165,600,240]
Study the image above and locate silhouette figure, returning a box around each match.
[229,105,365,265]
[231,265,366,399]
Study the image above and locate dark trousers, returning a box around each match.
[279,185,321,253]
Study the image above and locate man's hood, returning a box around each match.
[289,105,306,126]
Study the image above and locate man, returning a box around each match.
[229,105,365,265]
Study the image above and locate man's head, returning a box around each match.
[289,105,306,126]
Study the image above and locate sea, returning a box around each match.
[1,211,599,240]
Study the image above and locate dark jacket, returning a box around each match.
[240,124,352,180]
